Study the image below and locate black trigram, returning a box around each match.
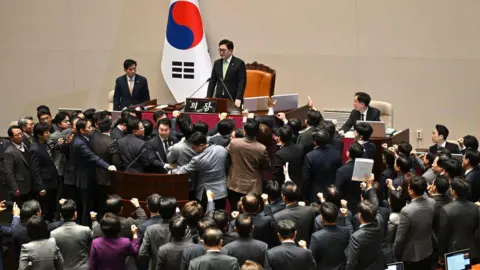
[172,61,194,79]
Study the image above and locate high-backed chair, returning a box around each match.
[370,100,394,128]
[244,62,276,98]
[108,90,114,111]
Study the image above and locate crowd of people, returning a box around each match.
[0,92,478,270]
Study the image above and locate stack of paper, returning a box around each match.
[352,158,374,181]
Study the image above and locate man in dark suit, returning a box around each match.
[111,118,167,173]
[207,39,246,108]
[205,210,238,246]
[319,120,343,152]
[3,125,36,204]
[439,179,480,263]
[12,200,41,262]
[29,123,58,222]
[310,202,351,270]
[335,142,364,214]
[429,175,452,249]
[296,109,322,154]
[137,194,163,242]
[110,117,127,141]
[392,155,413,188]
[147,118,178,164]
[113,59,150,110]
[188,228,239,270]
[241,193,275,247]
[90,117,115,218]
[394,176,435,269]
[72,119,115,225]
[272,126,304,187]
[463,149,480,202]
[18,117,34,148]
[429,124,461,154]
[180,217,217,270]
[156,216,195,270]
[265,219,316,270]
[261,181,286,216]
[460,135,479,154]
[345,199,385,270]
[208,118,235,147]
[302,129,343,202]
[340,92,381,133]
[354,122,376,160]
[274,182,315,246]
[222,214,268,266]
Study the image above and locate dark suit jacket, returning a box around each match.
[272,143,304,187]
[181,243,205,270]
[340,107,381,133]
[61,141,76,186]
[428,142,461,154]
[156,240,195,270]
[147,135,178,163]
[432,194,452,244]
[208,134,231,147]
[189,251,239,270]
[273,203,315,246]
[71,136,110,190]
[138,215,163,242]
[113,74,150,110]
[29,141,58,190]
[335,161,361,214]
[3,144,34,195]
[261,199,286,217]
[207,56,247,101]
[90,132,114,186]
[247,213,274,247]
[303,145,343,202]
[361,141,377,160]
[438,199,480,258]
[466,167,480,202]
[221,237,268,266]
[110,126,125,141]
[12,223,29,263]
[345,213,385,270]
[297,127,315,154]
[22,134,33,149]
[310,224,351,270]
[265,242,316,270]
[112,134,165,173]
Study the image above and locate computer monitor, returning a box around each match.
[356,120,386,138]
[385,262,404,270]
[445,249,471,270]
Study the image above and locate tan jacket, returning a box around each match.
[227,138,270,195]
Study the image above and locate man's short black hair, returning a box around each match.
[451,178,470,200]
[169,215,188,241]
[219,39,234,50]
[409,176,428,196]
[100,213,121,237]
[202,227,223,247]
[83,108,96,120]
[182,201,203,228]
[265,180,281,200]
[435,124,449,140]
[26,216,50,241]
[188,132,207,146]
[218,119,235,136]
[278,125,293,144]
[320,202,338,223]
[98,118,112,133]
[142,120,153,137]
[127,118,141,134]
[124,59,137,69]
[60,199,76,221]
[276,219,296,239]
[425,152,437,166]
[105,197,122,215]
[159,196,178,220]
[443,159,463,178]
[234,128,244,138]
[434,175,450,195]
[465,149,480,167]
[355,123,373,141]
[36,106,51,119]
[355,92,371,107]
[312,128,331,147]
[53,112,69,126]
[153,110,166,122]
[206,210,229,232]
[383,149,395,168]
[348,142,364,160]
[397,142,413,157]
[326,186,342,207]
[147,193,162,213]
[7,125,21,138]
[21,200,41,222]
[464,135,479,151]
[75,119,89,133]
[157,118,171,128]
[395,155,412,173]
[193,121,209,135]
[388,190,406,213]
[306,110,323,127]
[242,193,260,213]
[358,200,377,223]
[197,216,217,238]
[318,120,336,138]
[235,213,253,238]
[281,182,301,202]
[33,123,50,139]
[243,119,259,138]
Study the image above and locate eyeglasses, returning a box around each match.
[218,49,228,53]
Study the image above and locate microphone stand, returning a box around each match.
[188,78,212,99]
[218,76,241,113]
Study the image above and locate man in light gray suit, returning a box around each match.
[222,214,268,266]
[167,131,197,199]
[51,199,92,270]
[188,227,239,270]
[172,132,229,210]
[394,176,435,269]
[156,216,195,270]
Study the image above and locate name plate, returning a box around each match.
[185,99,217,113]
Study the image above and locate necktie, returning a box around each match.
[360,113,365,121]
[29,136,33,144]
[223,60,228,79]
[163,140,170,154]
[128,79,134,94]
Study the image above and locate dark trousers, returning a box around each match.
[95,184,112,220]
[404,255,432,270]
[12,192,34,207]
[79,188,94,226]
[228,189,245,211]
[37,188,57,222]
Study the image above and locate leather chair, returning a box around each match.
[244,62,276,97]
[370,100,393,128]
[108,90,114,111]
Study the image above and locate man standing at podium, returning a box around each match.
[113,59,151,111]
[207,39,247,108]
[340,92,381,134]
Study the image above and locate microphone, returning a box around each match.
[125,147,147,172]
[188,77,212,99]
[217,76,240,110]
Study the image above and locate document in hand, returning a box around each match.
[352,158,374,181]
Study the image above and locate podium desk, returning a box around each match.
[341,129,410,179]
[141,111,244,129]
[110,171,190,217]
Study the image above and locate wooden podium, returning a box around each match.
[110,171,190,216]
[184,98,239,114]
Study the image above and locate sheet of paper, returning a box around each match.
[352,158,374,181]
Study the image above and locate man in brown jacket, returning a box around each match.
[226,119,270,210]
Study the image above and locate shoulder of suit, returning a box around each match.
[232,56,245,64]
[115,74,126,81]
